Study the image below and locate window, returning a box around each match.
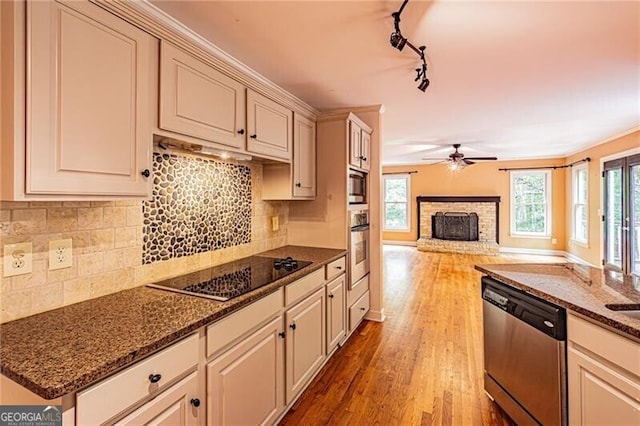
[383,174,410,231]
[510,170,551,236]
[572,164,588,244]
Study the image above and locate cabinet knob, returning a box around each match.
[141,169,151,178]
[360,307,366,311]
[190,398,201,408]
[295,182,301,187]
[289,323,297,330]
[361,157,367,161]
[335,266,343,270]
[278,331,286,338]
[237,129,245,135]
[148,373,162,383]
[328,293,334,299]
[250,134,257,139]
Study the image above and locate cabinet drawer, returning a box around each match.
[349,290,370,331]
[325,257,346,281]
[285,268,324,306]
[76,333,199,425]
[568,313,640,377]
[207,288,283,357]
[348,274,369,306]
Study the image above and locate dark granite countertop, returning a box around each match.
[475,263,640,341]
[0,245,346,399]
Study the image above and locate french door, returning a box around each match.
[603,154,640,275]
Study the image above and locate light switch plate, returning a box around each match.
[49,238,73,270]
[271,216,279,232]
[3,242,33,277]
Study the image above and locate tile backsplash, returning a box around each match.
[0,154,288,323]
[143,153,252,264]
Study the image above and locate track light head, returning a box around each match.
[390,32,407,51]
[417,78,430,92]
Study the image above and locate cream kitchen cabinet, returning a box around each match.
[326,274,346,354]
[76,333,201,425]
[207,316,285,426]
[1,0,156,200]
[285,287,326,404]
[247,90,293,161]
[114,372,201,426]
[348,117,372,172]
[159,41,246,150]
[262,113,316,200]
[567,313,640,425]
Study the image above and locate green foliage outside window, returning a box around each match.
[512,172,548,234]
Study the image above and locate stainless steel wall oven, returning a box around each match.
[350,209,370,286]
[348,169,367,204]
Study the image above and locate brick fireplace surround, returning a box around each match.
[416,196,500,255]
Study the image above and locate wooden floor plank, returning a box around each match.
[280,247,563,425]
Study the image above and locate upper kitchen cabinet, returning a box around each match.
[261,113,316,200]
[247,90,293,162]
[159,41,246,150]
[348,118,372,172]
[1,0,156,200]
[293,114,316,198]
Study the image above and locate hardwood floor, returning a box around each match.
[280,246,565,425]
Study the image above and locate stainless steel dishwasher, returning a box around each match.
[482,276,567,426]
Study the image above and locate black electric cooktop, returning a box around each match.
[148,256,312,301]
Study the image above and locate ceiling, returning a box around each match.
[151,0,640,165]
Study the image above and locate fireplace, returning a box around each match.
[416,196,500,255]
[432,212,479,241]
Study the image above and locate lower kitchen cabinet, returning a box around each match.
[567,313,640,425]
[326,275,346,353]
[114,372,201,426]
[285,287,326,404]
[207,316,285,426]
[349,290,370,332]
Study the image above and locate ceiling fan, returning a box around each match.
[422,144,497,170]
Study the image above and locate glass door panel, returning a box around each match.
[604,166,623,270]
[631,164,640,275]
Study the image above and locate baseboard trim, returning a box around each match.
[365,309,386,322]
[499,247,567,256]
[564,252,596,267]
[382,240,417,247]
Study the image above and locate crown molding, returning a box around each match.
[92,0,319,118]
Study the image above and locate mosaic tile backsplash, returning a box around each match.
[143,153,252,264]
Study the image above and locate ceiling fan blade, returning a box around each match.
[463,159,476,165]
[464,157,498,161]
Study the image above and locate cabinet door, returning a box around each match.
[27,0,154,196]
[247,90,292,161]
[207,317,285,426]
[348,121,362,168]
[114,372,201,426]
[292,114,316,198]
[285,287,326,403]
[159,41,246,149]
[326,275,346,353]
[568,346,640,425]
[360,130,371,171]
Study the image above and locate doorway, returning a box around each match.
[603,153,640,275]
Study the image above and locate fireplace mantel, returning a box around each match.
[416,196,501,243]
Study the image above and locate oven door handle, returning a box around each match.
[351,224,370,232]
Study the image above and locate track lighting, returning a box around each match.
[390,0,431,92]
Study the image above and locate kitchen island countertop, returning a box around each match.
[0,245,346,399]
[475,263,640,341]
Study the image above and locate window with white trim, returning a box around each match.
[572,164,588,244]
[383,174,410,231]
[510,170,551,236]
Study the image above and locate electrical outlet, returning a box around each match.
[3,242,33,277]
[49,238,73,270]
[271,216,279,232]
[551,238,558,245]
